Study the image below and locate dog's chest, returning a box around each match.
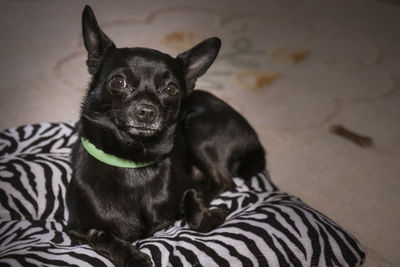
[95,165,178,237]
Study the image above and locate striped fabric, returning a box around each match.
[0,122,365,266]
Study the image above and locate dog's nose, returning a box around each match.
[135,104,157,122]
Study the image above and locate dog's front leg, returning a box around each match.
[183,189,228,232]
[67,229,152,267]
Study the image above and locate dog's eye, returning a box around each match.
[110,76,127,89]
[165,83,179,96]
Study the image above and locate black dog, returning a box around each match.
[66,5,265,267]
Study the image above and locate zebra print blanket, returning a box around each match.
[0,122,365,266]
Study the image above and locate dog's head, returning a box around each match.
[80,6,220,146]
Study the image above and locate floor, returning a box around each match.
[1,0,399,265]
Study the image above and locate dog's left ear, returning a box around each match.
[82,5,116,75]
[177,37,221,94]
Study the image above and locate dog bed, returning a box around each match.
[0,122,365,266]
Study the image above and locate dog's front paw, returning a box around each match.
[113,244,152,267]
[195,207,228,233]
[208,207,229,230]
[122,251,152,267]
[88,234,152,267]
[184,189,229,232]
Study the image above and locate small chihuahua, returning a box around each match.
[66,5,265,267]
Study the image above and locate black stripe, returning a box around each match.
[142,240,184,267]
[49,220,65,244]
[39,123,60,136]
[217,195,238,211]
[141,243,162,266]
[54,185,67,223]
[21,130,61,154]
[313,208,365,262]
[177,236,230,266]
[22,251,90,266]
[266,192,296,203]
[41,132,68,153]
[232,222,290,266]
[317,223,340,267]
[67,250,110,267]
[60,122,76,131]
[255,171,278,192]
[41,154,71,188]
[4,158,40,210]
[259,170,279,191]
[318,216,358,266]
[162,228,252,266]
[0,132,18,156]
[10,195,32,220]
[35,160,56,220]
[247,206,306,257]
[204,238,253,266]
[267,204,302,236]
[0,254,34,267]
[0,190,20,219]
[15,156,40,197]
[215,231,269,266]
[17,123,40,142]
[0,261,12,267]
[274,234,302,267]
[176,245,202,266]
[0,221,20,244]
[290,205,321,266]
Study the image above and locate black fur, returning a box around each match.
[66,5,265,267]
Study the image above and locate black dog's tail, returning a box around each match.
[232,147,266,180]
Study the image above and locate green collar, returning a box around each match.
[81,137,153,168]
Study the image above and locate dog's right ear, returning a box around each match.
[82,5,116,75]
[177,37,221,95]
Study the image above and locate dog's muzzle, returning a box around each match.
[123,102,162,137]
[135,103,157,123]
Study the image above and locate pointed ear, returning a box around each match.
[82,5,116,75]
[176,37,221,94]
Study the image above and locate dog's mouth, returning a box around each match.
[126,126,159,137]
[123,119,163,137]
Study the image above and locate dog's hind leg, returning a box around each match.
[67,229,152,267]
[204,165,235,204]
[189,145,236,204]
[183,189,228,232]
[234,146,266,180]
